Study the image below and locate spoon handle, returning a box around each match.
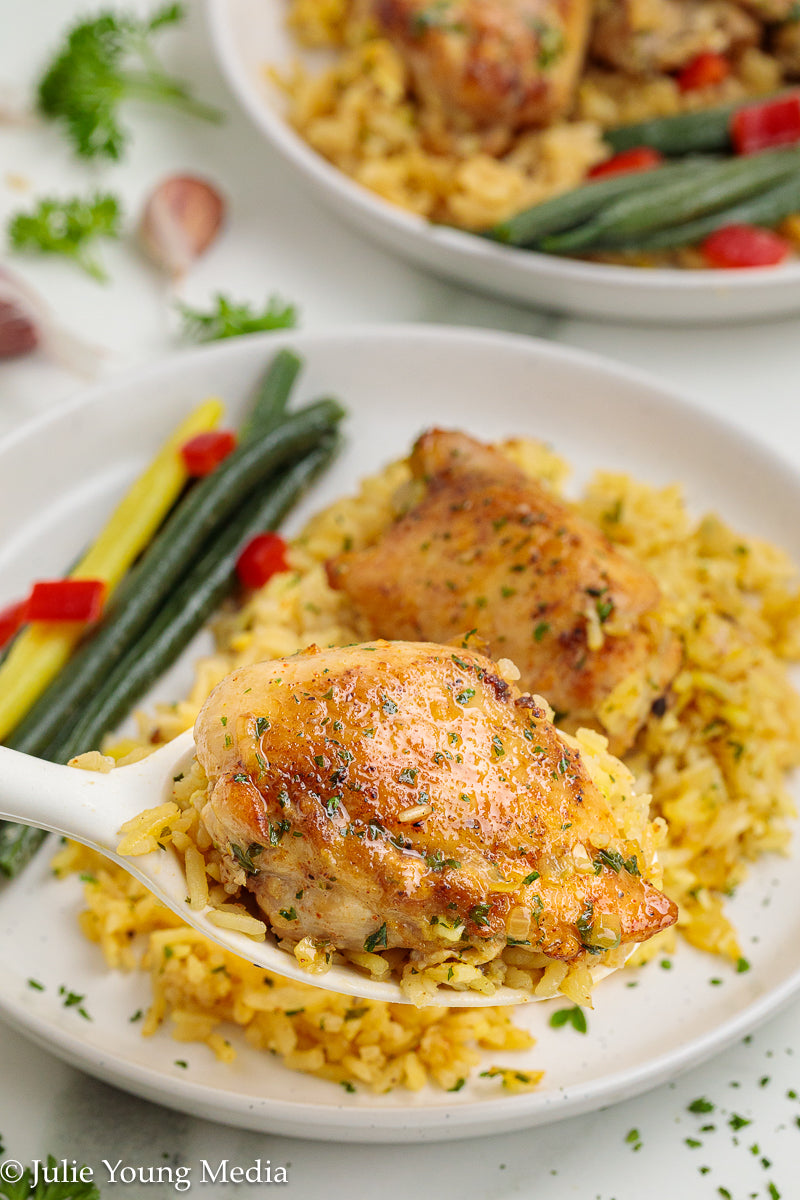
[0,729,195,856]
[0,746,125,850]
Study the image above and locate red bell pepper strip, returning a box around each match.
[27,579,107,623]
[180,430,237,477]
[701,223,791,268]
[236,533,289,589]
[0,600,28,649]
[588,147,664,180]
[677,52,730,93]
[731,94,800,155]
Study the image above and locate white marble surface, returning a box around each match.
[2,1,800,1195]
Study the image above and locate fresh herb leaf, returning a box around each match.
[230,841,263,875]
[364,922,388,952]
[8,192,121,280]
[468,902,491,928]
[548,1004,587,1033]
[179,293,298,343]
[37,4,221,160]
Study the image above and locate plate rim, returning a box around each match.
[3,323,800,1140]
[205,0,800,300]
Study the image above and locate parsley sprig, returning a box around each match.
[7,193,121,280]
[178,294,299,343]
[37,4,221,161]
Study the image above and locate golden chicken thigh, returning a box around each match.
[194,641,676,969]
[369,0,592,149]
[327,431,681,753]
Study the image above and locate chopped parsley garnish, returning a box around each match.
[468,902,491,927]
[278,907,298,921]
[596,597,614,623]
[576,900,594,945]
[549,1005,587,1034]
[455,688,476,705]
[255,716,270,736]
[229,841,263,875]
[58,985,91,1020]
[425,851,460,872]
[688,1097,715,1114]
[594,847,625,874]
[364,923,388,952]
[522,870,540,886]
[382,696,398,715]
[736,956,751,973]
[398,768,418,785]
[268,819,290,846]
[534,621,550,641]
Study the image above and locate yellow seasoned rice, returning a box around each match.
[277,1,784,233]
[53,841,539,1094]
[60,437,800,1091]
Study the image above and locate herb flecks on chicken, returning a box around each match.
[194,641,676,972]
[368,0,592,151]
[326,430,681,753]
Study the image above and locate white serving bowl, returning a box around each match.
[207,0,800,324]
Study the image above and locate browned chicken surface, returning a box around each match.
[369,0,592,148]
[194,641,676,965]
[327,431,681,753]
[590,0,759,75]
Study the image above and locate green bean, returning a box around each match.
[543,147,800,253]
[601,172,800,252]
[242,347,302,439]
[488,158,715,247]
[0,438,341,878]
[6,398,343,759]
[50,437,340,765]
[0,820,46,877]
[604,100,745,156]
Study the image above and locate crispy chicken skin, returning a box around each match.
[590,0,759,75]
[326,431,681,753]
[194,641,676,962]
[370,0,592,148]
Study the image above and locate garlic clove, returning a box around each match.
[0,263,103,374]
[0,299,39,359]
[139,175,226,279]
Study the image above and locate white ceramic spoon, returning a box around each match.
[0,733,627,1007]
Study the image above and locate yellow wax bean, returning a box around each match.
[0,397,224,740]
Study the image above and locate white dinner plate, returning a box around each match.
[206,0,800,325]
[1,326,800,1142]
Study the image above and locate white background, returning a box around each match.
[2,2,800,1196]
